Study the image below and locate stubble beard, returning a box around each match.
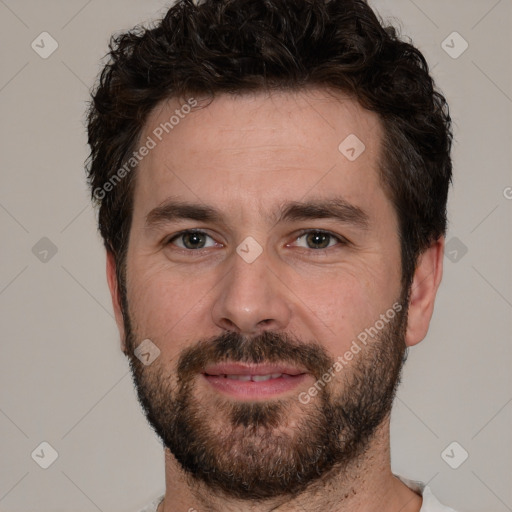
[124,299,408,501]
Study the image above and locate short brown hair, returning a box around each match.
[86,0,452,289]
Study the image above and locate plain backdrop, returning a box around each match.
[0,1,511,511]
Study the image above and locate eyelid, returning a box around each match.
[164,228,350,251]
[166,229,220,249]
[290,228,351,247]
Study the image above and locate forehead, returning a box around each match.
[133,88,388,222]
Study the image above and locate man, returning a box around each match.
[86,0,455,510]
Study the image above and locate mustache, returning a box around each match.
[176,330,334,381]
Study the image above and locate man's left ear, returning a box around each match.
[405,237,444,347]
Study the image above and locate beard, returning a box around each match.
[123,297,408,502]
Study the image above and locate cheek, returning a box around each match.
[125,255,217,348]
[287,272,369,351]
[289,262,399,357]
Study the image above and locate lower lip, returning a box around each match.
[202,373,309,400]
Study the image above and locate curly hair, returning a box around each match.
[86,0,452,290]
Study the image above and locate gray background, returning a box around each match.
[0,0,511,511]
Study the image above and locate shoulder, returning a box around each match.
[420,486,458,512]
[396,475,458,512]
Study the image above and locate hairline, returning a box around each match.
[112,86,407,283]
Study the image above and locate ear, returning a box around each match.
[405,237,444,347]
[106,251,127,353]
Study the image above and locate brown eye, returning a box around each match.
[169,231,215,250]
[292,230,341,250]
[305,231,333,249]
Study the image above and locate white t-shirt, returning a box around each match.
[138,477,457,511]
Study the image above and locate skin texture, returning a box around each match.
[106,88,444,511]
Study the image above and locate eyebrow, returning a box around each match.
[145,200,222,230]
[145,197,369,231]
[276,198,369,229]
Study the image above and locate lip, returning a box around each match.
[202,362,309,400]
[203,362,307,376]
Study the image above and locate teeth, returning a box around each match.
[225,374,252,381]
[252,373,283,381]
[224,373,283,382]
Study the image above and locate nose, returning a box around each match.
[211,249,292,336]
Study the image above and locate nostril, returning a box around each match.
[220,318,239,331]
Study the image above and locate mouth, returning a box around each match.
[202,363,309,400]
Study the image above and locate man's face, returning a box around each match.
[117,89,407,499]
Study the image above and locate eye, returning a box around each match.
[167,230,218,250]
[292,230,345,250]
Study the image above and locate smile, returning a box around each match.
[207,373,292,382]
[202,363,309,400]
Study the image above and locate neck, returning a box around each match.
[157,419,422,512]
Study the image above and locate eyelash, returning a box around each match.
[166,230,219,251]
[293,229,349,251]
[165,229,349,252]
